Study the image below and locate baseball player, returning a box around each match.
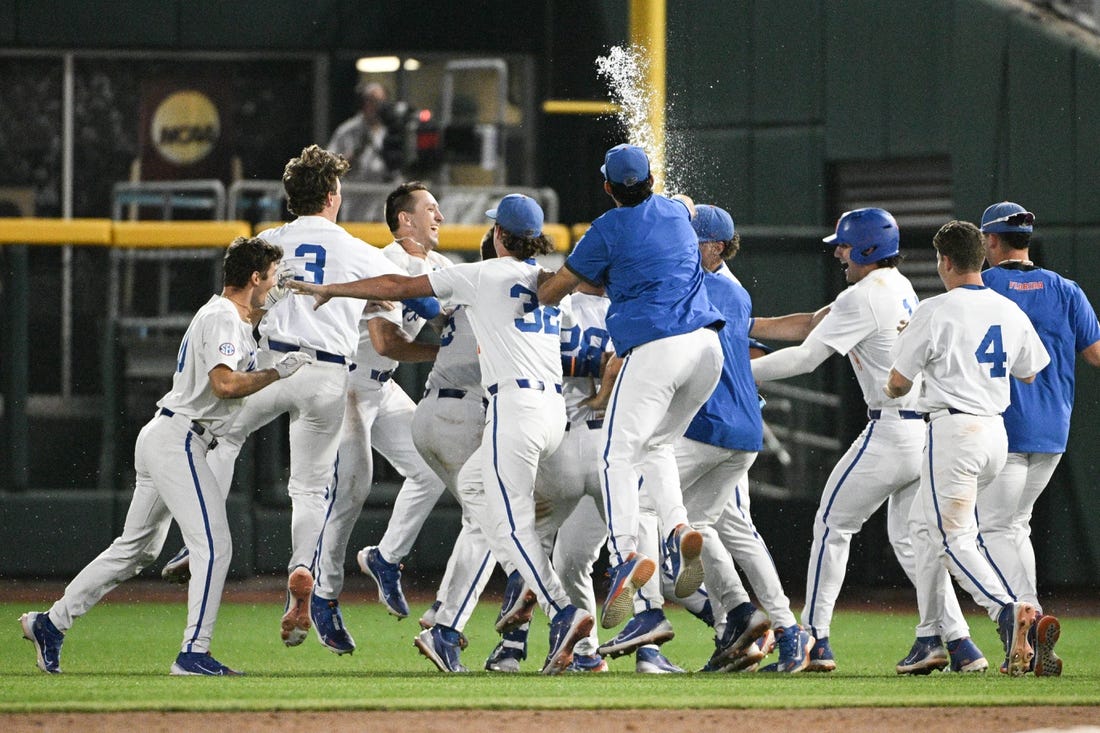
[886,219,1050,678]
[537,143,723,632]
[203,145,436,650]
[311,182,448,653]
[20,237,312,676]
[750,208,978,674]
[976,201,1100,676]
[289,194,594,675]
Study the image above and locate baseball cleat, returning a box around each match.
[20,612,64,674]
[895,635,949,675]
[635,645,685,674]
[484,634,527,673]
[160,546,191,584]
[414,626,468,672]
[721,629,777,672]
[806,635,838,672]
[597,608,675,658]
[542,604,594,675]
[280,566,313,647]
[713,602,770,664]
[759,625,814,673]
[667,524,705,598]
[310,594,355,655]
[998,601,1037,677]
[495,569,538,634]
[1033,614,1062,677]
[947,636,988,672]
[170,651,243,676]
[600,552,656,629]
[419,600,441,630]
[358,546,410,619]
[568,652,610,672]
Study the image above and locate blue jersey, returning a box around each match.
[683,271,763,451]
[983,263,1100,452]
[564,194,723,355]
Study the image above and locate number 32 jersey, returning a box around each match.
[428,256,562,390]
[891,284,1050,415]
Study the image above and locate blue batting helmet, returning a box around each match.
[823,208,900,265]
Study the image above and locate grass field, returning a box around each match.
[3,599,1099,712]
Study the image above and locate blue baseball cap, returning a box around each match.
[486,194,544,237]
[600,144,651,186]
[692,205,735,242]
[980,201,1034,233]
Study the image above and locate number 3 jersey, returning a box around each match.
[427,256,562,390]
[258,215,403,359]
[890,285,1050,415]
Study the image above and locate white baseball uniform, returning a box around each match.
[47,295,257,655]
[314,242,450,600]
[891,284,1049,624]
[751,266,970,642]
[206,215,402,574]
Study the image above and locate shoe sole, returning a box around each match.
[672,529,705,598]
[723,630,776,672]
[357,548,409,619]
[542,611,595,675]
[1034,615,1062,677]
[495,588,538,634]
[600,556,657,630]
[281,568,313,647]
[716,610,771,664]
[597,620,675,658]
[896,650,949,675]
[1006,602,1037,677]
[20,613,60,674]
[413,629,464,673]
[953,657,989,673]
[161,564,191,584]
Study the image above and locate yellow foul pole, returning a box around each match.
[630,0,666,190]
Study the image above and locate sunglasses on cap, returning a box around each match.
[986,211,1035,228]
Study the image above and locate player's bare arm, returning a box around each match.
[288,273,434,310]
[537,267,581,306]
[208,363,282,399]
[1081,339,1100,368]
[366,317,440,363]
[883,368,913,399]
[581,353,622,411]
[750,310,824,342]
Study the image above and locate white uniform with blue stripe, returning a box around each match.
[891,284,1049,624]
[428,256,573,619]
[47,295,256,655]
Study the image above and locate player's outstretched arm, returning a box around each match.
[537,267,581,307]
[207,353,312,399]
[750,308,827,342]
[750,336,833,382]
[288,273,434,309]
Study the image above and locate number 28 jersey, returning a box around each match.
[428,256,563,390]
[891,284,1049,415]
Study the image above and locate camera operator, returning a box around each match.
[327,80,406,221]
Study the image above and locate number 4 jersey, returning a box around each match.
[427,256,563,391]
[890,284,1050,415]
[258,215,403,360]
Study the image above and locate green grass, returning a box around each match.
[2,601,1098,711]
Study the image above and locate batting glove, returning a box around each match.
[274,351,313,379]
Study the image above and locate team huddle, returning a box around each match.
[21,142,1097,679]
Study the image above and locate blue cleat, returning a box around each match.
[1033,614,1062,677]
[998,601,1036,677]
[568,652,609,672]
[543,604,594,675]
[895,635,948,675]
[20,612,64,674]
[666,524,705,598]
[713,602,770,665]
[600,552,657,629]
[597,608,675,658]
[946,636,988,672]
[495,569,537,633]
[170,651,243,676]
[485,626,528,672]
[759,625,813,673]
[806,634,837,672]
[358,546,409,619]
[414,625,468,672]
[160,546,191,584]
[636,645,684,673]
[310,594,355,655]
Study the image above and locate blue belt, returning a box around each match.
[369,369,394,383]
[267,338,347,365]
[867,409,924,420]
[487,379,563,396]
[425,387,468,399]
[565,418,604,432]
[158,407,218,448]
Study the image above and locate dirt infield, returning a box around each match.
[4,708,1100,733]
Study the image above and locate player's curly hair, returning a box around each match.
[607,178,654,207]
[497,227,555,260]
[283,144,350,216]
[933,220,985,273]
[385,181,430,233]
[224,236,283,288]
[719,232,742,261]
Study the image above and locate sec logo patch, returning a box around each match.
[219,342,236,356]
